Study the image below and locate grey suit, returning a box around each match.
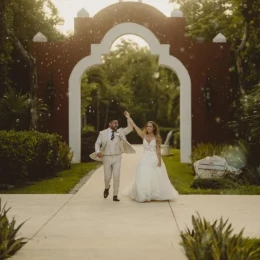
[90,119,135,196]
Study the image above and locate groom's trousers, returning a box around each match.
[102,155,122,196]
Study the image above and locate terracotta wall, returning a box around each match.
[30,2,234,146]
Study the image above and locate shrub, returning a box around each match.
[223,140,260,185]
[174,131,180,149]
[0,131,72,183]
[239,166,260,186]
[0,199,27,259]
[190,143,229,164]
[56,142,73,171]
[190,177,240,190]
[181,213,260,260]
[82,125,95,135]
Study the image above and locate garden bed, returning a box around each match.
[164,149,260,195]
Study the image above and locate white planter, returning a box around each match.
[161,145,169,156]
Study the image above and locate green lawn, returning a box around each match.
[0,163,98,194]
[164,149,260,195]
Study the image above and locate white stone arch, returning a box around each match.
[69,22,192,163]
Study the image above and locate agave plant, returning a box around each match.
[0,199,27,260]
[180,213,260,260]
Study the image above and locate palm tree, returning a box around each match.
[28,97,49,128]
[0,87,49,130]
[0,87,28,129]
[85,66,109,131]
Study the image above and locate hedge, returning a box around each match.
[0,131,72,183]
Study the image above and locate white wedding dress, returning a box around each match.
[123,138,179,202]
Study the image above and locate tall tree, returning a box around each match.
[86,66,110,131]
[172,0,260,91]
[0,0,64,129]
[82,39,180,130]
[173,0,260,142]
[0,0,13,94]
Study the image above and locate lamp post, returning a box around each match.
[153,71,159,120]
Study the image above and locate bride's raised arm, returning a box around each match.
[124,111,144,139]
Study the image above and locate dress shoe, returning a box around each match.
[113,195,120,202]
[104,185,110,198]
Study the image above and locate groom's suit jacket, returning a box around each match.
[89,119,136,162]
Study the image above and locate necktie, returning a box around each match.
[111,131,114,141]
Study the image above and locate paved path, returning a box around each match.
[1,145,260,260]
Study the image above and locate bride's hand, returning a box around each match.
[157,160,161,167]
[124,111,130,119]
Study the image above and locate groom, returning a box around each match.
[89,112,135,202]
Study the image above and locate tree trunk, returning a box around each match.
[155,83,158,121]
[235,21,249,93]
[83,113,87,127]
[0,0,11,94]
[96,84,100,131]
[104,105,109,129]
[2,0,38,130]
[0,1,6,29]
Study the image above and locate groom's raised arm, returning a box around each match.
[122,119,133,136]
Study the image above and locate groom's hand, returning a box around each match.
[97,152,103,158]
[124,111,130,119]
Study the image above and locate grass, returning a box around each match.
[163,149,260,195]
[0,163,98,194]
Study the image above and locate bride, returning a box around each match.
[123,111,178,203]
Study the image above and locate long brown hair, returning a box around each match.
[143,121,162,145]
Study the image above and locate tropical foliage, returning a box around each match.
[181,213,260,260]
[0,87,48,130]
[172,0,260,177]
[0,0,65,128]
[81,39,180,133]
[172,0,260,90]
[0,199,26,260]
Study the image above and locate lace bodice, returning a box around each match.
[143,138,157,153]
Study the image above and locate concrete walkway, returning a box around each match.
[1,145,260,260]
